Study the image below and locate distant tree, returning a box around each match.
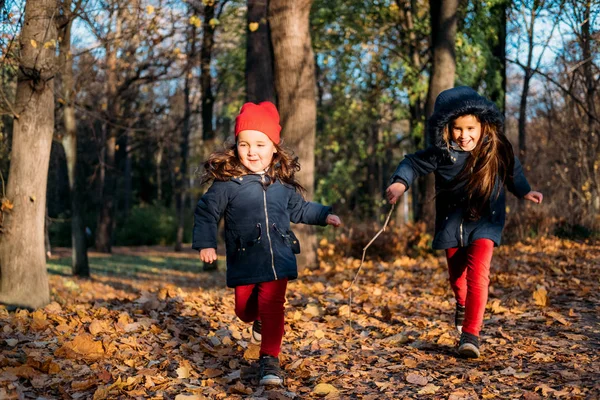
[246,0,276,103]
[57,0,90,276]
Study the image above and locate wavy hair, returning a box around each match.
[201,142,305,193]
[443,117,515,219]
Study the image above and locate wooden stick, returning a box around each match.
[346,203,396,292]
[344,204,396,340]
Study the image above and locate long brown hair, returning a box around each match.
[443,117,515,219]
[201,141,305,193]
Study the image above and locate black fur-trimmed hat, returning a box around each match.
[428,86,503,148]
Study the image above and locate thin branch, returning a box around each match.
[507,57,600,124]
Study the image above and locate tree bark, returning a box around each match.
[95,9,121,253]
[419,0,458,231]
[246,0,276,103]
[269,0,317,269]
[201,1,216,142]
[517,5,536,166]
[58,2,89,276]
[0,0,57,309]
[490,0,507,111]
[580,0,599,215]
[175,11,197,252]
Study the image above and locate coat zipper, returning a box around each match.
[459,218,464,247]
[261,175,277,280]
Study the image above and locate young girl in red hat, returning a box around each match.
[193,101,341,385]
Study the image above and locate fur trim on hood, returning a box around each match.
[428,86,504,149]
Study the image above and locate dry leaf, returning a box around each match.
[406,373,428,386]
[533,285,548,306]
[248,22,259,32]
[313,383,338,397]
[418,383,440,394]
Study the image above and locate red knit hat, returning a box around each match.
[234,101,282,144]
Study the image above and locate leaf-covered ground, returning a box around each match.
[1,236,599,399]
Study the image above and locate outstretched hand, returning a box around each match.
[200,248,217,263]
[524,191,543,204]
[386,182,407,204]
[326,214,342,227]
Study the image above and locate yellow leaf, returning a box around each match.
[176,365,190,379]
[209,18,219,27]
[1,198,13,211]
[189,15,201,28]
[248,22,259,32]
[43,39,56,49]
[418,384,440,394]
[313,383,338,397]
[146,5,154,14]
[533,285,548,307]
[30,39,37,48]
[314,329,325,339]
[175,395,202,400]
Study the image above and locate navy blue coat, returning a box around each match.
[390,86,532,250]
[192,174,331,287]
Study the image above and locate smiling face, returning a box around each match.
[451,114,482,151]
[236,130,277,172]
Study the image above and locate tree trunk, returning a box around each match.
[419,0,458,231]
[95,10,121,253]
[201,1,216,142]
[269,0,318,269]
[175,12,197,252]
[246,0,276,103]
[581,0,599,216]
[490,0,507,111]
[58,5,89,276]
[517,5,537,167]
[0,0,56,309]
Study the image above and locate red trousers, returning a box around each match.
[445,239,494,337]
[234,279,288,357]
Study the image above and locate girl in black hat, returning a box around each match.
[386,87,543,358]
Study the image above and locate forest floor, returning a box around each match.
[0,236,599,399]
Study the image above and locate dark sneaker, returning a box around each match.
[259,355,283,386]
[251,320,262,344]
[458,332,480,358]
[455,304,465,333]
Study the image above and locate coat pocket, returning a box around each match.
[273,224,301,254]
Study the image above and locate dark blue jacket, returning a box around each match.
[390,86,532,250]
[192,174,331,287]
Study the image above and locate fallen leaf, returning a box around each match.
[533,285,548,306]
[418,383,440,394]
[313,383,338,397]
[406,373,428,386]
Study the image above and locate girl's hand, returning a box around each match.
[386,182,407,204]
[326,214,342,227]
[524,191,543,204]
[200,248,218,263]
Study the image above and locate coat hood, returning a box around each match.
[428,86,504,149]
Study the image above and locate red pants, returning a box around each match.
[445,239,494,337]
[234,279,288,357]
